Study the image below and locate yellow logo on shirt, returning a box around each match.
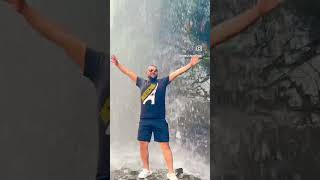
[141,83,157,102]
[100,97,110,125]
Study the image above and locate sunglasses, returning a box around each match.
[148,69,158,73]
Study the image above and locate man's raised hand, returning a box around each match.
[4,0,27,13]
[190,55,201,67]
[111,55,119,66]
[257,0,283,16]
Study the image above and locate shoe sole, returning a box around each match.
[138,173,152,179]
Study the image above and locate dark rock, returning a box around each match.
[112,168,201,180]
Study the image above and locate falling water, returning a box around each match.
[111,0,210,179]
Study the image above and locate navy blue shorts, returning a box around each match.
[138,119,169,142]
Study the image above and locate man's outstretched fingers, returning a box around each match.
[111,55,119,66]
[190,55,201,67]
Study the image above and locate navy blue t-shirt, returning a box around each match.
[136,76,171,119]
[84,48,109,123]
[83,47,109,178]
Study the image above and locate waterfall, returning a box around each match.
[111,1,210,179]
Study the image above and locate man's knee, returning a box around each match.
[159,142,171,150]
[140,141,149,149]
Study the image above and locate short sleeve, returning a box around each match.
[83,47,109,88]
[136,76,145,88]
[162,76,171,87]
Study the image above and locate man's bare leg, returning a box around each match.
[159,142,174,174]
[140,141,150,170]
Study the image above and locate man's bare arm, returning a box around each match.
[169,55,200,82]
[5,0,86,72]
[111,55,137,82]
[211,0,283,48]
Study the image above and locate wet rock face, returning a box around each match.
[111,168,201,180]
[212,0,320,180]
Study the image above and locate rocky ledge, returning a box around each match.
[112,168,201,180]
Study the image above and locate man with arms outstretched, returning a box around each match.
[111,55,201,180]
[4,0,109,179]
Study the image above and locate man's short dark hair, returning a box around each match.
[148,64,158,69]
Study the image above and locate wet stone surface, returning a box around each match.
[112,168,201,180]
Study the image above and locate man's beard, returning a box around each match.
[148,75,158,82]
